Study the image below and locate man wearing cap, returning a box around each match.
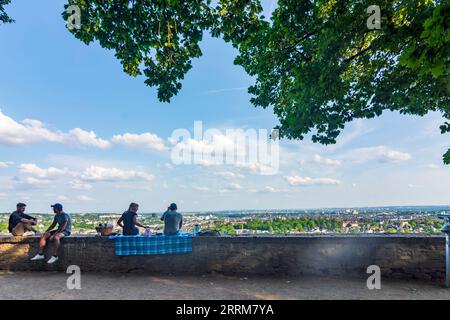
[8,203,39,236]
[31,203,72,264]
[161,203,183,235]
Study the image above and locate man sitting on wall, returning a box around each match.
[30,203,72,264]
[161,203,183,235]
[8,203,39,236]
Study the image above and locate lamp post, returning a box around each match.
[438,213,450,288]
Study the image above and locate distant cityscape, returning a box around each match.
[0,206,448,235]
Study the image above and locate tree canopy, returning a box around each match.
[62,0,262,102]
[232,0,449,163]
[0,0,13,24]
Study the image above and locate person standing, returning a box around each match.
[8,203,39,236]
[117,203,149,235]
[161,203,183,235]
[30,203,72,264]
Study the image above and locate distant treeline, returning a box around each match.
[216,217,342,234]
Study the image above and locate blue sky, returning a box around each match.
[0,0,449,213]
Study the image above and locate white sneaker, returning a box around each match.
[47,256,59,264]
[30,253,45,261]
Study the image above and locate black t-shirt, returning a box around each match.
[121,211,139,235]
[8,211,35,232]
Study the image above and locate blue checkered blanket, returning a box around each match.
[109,234,193,256]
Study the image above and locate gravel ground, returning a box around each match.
[0,271,449,300]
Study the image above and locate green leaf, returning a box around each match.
[444,149,450,165]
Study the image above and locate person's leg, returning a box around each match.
[11,223,25,236]
[31,232,51,260]
[22,222,38,233]
[51,232,65,257]
[38,232,51,254]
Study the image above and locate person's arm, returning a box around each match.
[133,215,148,229]
[45,219,57,233]
[117,216,124,228]
[56,220,68,233]
[21,214,37,225]
[12,212,31,225]
[160,211,167,221]
[179,215,183,229]
[20,217,35,224]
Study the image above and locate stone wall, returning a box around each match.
[0,235,445,280]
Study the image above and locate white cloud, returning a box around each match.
[0,161,13,168]
[0,111,64,144]
[219,183,243,193]
[234,162,276,175]
[285,175,343,186]
[15,193,31,200]
[344,146,411,163]
[167,136,178,145]
[171,129,279,174]
[67,128,111,149]
[112,133,167,152]
[247,186,297,194]
[0,111,110,149]
[173,134,238,158]
[13,176,51,187]
[69,179,93,190]
[18,163,68,179]
[57,195,70,201]
[228,183,243,190]
[163,163,173,169]
[193,186,209,191]
[77,195,95,201]
[80,166,155,182]
[213,171,244,179]
[312,154,343,166]
[78,195,94,201]
[260,186,292,193]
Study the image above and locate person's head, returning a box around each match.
[16,203,26,213]
[169,203,177,211]
[129,202,139,213]
[51,203,63,214]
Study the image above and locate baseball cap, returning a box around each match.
[51,203,63,210]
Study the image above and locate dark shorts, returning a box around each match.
[49,230,71,237]
[123,227,139,236]
[164,231,180,236]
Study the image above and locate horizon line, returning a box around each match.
[1,204,450,215]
